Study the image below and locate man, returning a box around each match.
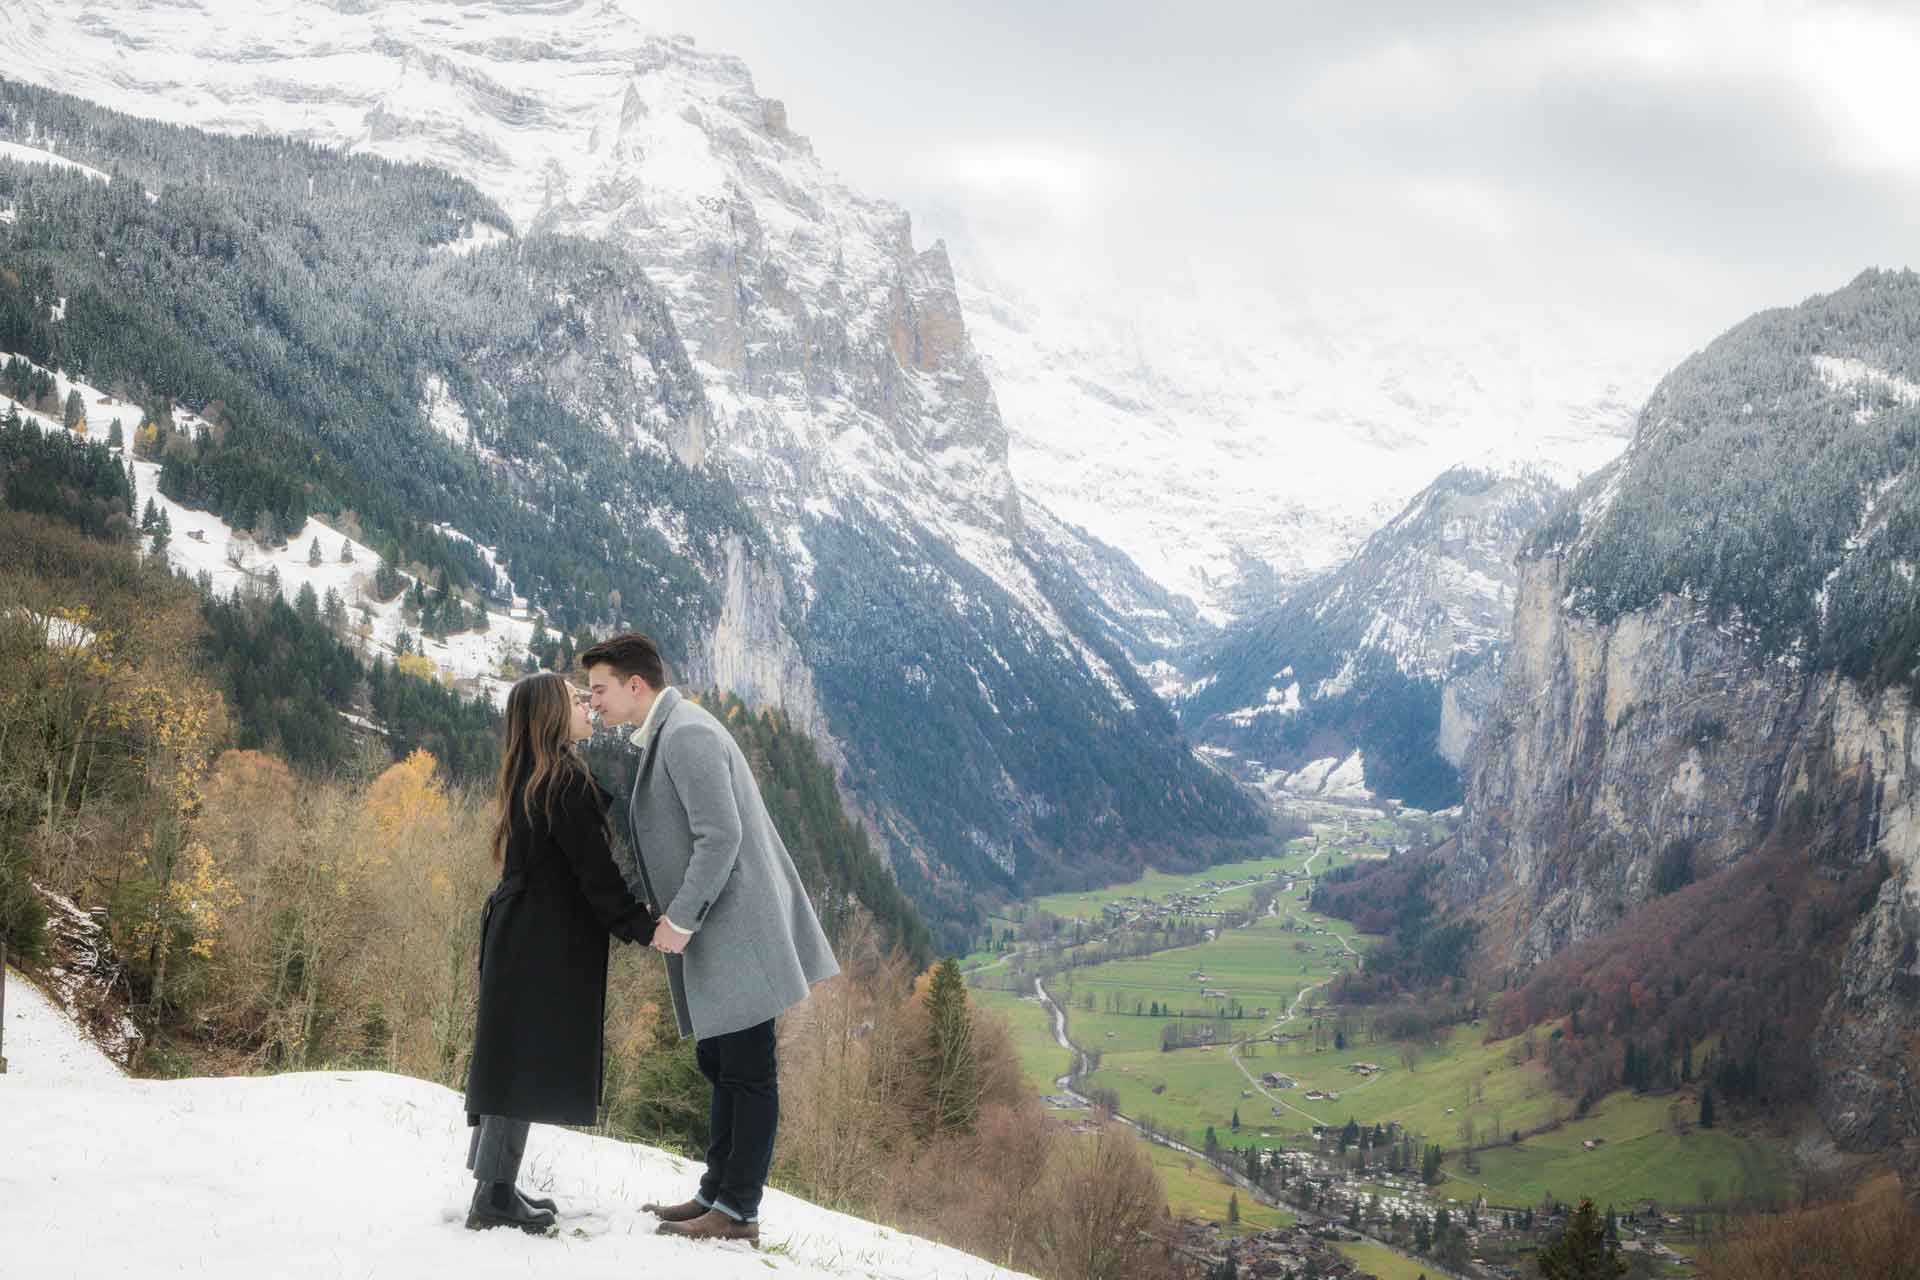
[580,632,839,1246]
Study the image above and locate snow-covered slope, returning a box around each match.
[964,271,1644,624]
[3,967,125,1082]
[3,358,541,704]
[1,1046,1023,1278]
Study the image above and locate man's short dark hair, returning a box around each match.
[577,632,668,690]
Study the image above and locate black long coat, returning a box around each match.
[464,773,654,1126]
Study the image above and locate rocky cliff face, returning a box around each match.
[1453,271,1920,1162]
[1459,552,1920,1156]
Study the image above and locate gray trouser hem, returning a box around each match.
[466,1115,531,1184]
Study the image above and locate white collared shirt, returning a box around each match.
[628,686,676,753]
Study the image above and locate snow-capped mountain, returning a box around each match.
[0,0,1265,937]
[1182,463,1571,809]
[960,265,1648,625]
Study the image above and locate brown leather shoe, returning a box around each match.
[641,1197,708,1223]
[654,1208,760,1246]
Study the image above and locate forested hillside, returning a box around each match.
[0,77,754,651]
[1542,268,1920,689]
[0,410,929,990]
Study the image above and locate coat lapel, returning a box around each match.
[631,688,682,786]
[624,688,683,909]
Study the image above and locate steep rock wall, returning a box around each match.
[1455,554,1920,1157]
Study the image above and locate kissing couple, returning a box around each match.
[460,632,839,1246]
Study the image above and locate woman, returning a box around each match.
[463,671,655,1233]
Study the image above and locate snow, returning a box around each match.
[422,374,483,453]
[1279,751,1373,801]
[4,1060,1029,1279]
[4,609,98,649]
[0,138,111,184]
[3,356,543,707]
[434,221,511,257]
[2,967,125,1083]
[1812,354,1920,421]
[1223,682,1301,726]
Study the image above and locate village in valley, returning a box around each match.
[966,803,1757,1279]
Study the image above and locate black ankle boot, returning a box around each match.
[516,1188,558,1213]
[466,1181,556,1234]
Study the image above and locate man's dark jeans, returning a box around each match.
[694,1018,778,1223]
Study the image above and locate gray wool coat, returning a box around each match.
[624,689,839,1040]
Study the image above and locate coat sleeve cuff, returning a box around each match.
[612,905,658,946]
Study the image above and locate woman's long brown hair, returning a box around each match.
[489,671,590,870]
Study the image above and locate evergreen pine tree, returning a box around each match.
[309,536,323,567]
[374,558,402,601]
[1227,1192,1239,1226]
[339,538,354,564]
[1699,1087,1715,1129]
[108,417,124,449]
[1231,1108,1241,1131]
[1537,1199,1626,1279]
[295,581,320,625]
[63,387,86,434]
[141,498,160,533]
[922,958,977,1135]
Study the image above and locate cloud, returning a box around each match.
[649,1,1920,370]
[923,142,1101,223]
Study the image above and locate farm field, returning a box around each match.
[1052,914,1362,1041]
[1147,1144,1296,1235]
[971,985,1069,1096]
[1021,844,1317,924]
[1234,1025,1562,1139]
[1431,1090,1790,1209]
[1332,1239,1436,1280]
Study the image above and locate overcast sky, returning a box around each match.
[648,0,1920,373]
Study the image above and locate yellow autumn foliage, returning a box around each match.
[395,652,441,684]
[365,749,448,848]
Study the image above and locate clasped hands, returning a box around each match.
[649,915,692,955]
